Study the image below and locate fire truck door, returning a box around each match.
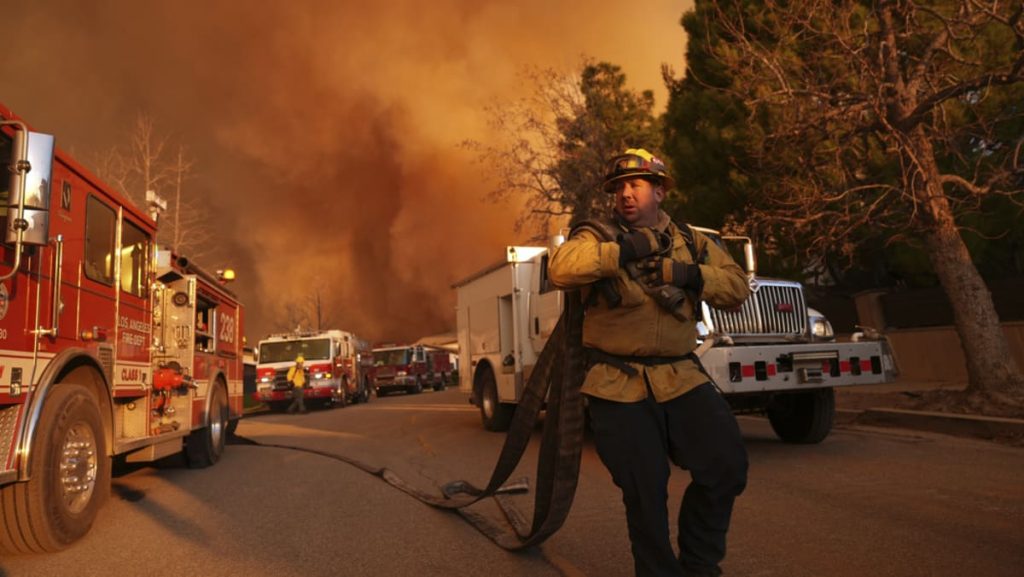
[20,249,49,385]
[9,222,61,393]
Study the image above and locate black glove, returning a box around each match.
[636,256,702,291]
[617,228,669,266]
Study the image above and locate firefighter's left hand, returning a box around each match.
[636,256,702,290]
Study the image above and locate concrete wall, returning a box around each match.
[882,322,1024,383]
[852,290,1024,384]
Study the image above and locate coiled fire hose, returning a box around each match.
[234,291,586,550]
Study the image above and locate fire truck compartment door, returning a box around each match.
[157,276,197,368]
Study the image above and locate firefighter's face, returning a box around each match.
[613,177,663,227]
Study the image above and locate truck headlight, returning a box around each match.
[806,311,831,342]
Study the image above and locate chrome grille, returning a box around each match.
[708,280,807,337]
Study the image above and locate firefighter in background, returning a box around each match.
[286,355,308,414]
[548,149,751,577]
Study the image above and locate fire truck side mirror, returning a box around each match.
[5,129,55,246]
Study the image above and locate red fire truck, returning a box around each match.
[0,104,245,553]
[253,329,373,409]
[371,344,452,395]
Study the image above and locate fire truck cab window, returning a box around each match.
[258,338,331,363]
[195,296,216,353]
[120,220,150,297]
[84,196,116,285]
[374,349,409,366]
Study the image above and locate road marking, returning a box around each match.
[373,405,477,412]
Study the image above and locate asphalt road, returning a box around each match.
[1,387,1021,577]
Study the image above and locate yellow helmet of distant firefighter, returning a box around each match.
[602,148,675,192]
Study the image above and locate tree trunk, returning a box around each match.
[912,132,1024,405]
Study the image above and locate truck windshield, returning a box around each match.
[374,349,409,366]
[259,338,331,363]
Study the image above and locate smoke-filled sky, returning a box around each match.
[2,0,692,345]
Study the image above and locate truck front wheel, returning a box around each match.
[0,385,110,553]
[186,384,228,468]
[477,365,514,432]
[767,387,835,444]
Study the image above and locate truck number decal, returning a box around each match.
[218,313,235,343]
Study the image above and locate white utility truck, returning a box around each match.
[455,230,897,443]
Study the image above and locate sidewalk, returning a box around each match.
[834,379,1024,444]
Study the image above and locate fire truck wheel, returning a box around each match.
[361,379,372,403]
[186,384,228,468]
[433,373,446,392]
[338,378,350,407]
[0,384,110,554]
[766,387,835,444]
[478,365,514,432]
[410,377,423,395]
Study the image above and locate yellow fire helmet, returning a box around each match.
[295,355,305,364]
[602,148,675,193]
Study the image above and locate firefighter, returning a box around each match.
[286,355,308,414]
[548,148,751,577]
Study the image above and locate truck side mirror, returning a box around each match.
[5,129,55,246]
[743,241,757,277]
[722,235,758,277]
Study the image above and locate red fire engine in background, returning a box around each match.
[0,104,245,553]
[371,344,452,395]
[253,329,373,410]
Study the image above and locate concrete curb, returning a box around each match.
[839,407,1024,441]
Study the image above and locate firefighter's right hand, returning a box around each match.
[616,228,669,266]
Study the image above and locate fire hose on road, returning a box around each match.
[234,291,587,551]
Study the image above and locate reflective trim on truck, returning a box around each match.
[701,341,896,394]
[729,356,882,381]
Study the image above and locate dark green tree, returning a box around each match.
[666,0,1024,406]
[662,1,757,233]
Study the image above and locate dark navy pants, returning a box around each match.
[588,382,748,577]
